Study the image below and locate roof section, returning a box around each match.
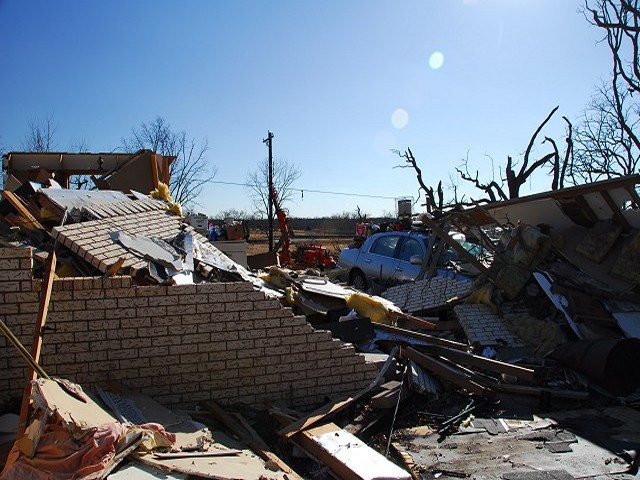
[52,209,186,273]
[39,188,166,220]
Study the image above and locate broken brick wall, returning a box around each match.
[0,248,377,409]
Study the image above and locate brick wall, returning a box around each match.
[0,248,378,410]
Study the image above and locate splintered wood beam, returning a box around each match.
[206,401,303,479]
[375,323,468,351]
[404,347,494,397]
[419,214,490,276]
[150,154,159,189]
[104,257,126,277]
[390,311,438,330]
[419,344,536,382]
[17,250,57,436]
[1,190,45,231]
[162,155,170,185]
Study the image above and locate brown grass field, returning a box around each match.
[245,228,353,258]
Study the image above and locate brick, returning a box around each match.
[107,349,138,360]
[137,326,168,337]
[226,339,254,350]
[136,286,168,297]
[236,292,266,302]
[74,331,107,342]
[226,282,253,293]
[197,303,224,314]
[0,248,32,258]
[73,310,105,321]
[215,331,239,341]
[239,310,266,321]
[107,328,138,340]
[0,270,32,281]
[178,294,209,305]
[167,304,196,316]
[225,301,253,312]
[73,290,105,300]
[0,282,21,292]
[105,288,136,298]
[89,319,119,330]
[151,336,182,346]
[105,308,138,320]
[195,283,226,294]
[209,293,237,303]
[197,323,225,334]
[117,297,149,308]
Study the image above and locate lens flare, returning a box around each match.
[391,109,409,129]
[429,51,445,70]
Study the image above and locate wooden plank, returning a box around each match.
[374,323,468,351]
[206,401,303,479]
[493,383,589,400]
[17,251,56,436]
[391,311,438,330]
[162,155,170,185]
[404,347,494,397]
[293,423,411,480]
[279,347,399,439]
[104,257,126,277]
[0,320,49,379]
[2,190,45,231]
[150,154,159,190]
[420,344,536,382]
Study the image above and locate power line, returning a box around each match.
[209,180,400,200]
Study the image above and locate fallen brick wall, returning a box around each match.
[0,248,378,410]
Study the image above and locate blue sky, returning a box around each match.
[0,0,612,218]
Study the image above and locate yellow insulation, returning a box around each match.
[150,182,174,203]
[345,292,391,324]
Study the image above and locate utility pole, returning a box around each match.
[263,131,274,252]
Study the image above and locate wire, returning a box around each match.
[209,180,401,200]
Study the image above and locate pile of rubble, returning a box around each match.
[1,151,640,479]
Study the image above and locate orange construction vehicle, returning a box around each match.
[270,185,336,270]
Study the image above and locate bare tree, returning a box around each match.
[393,148,444,213]
[575,1,640,179]
[245,157,301,218]
[69,137,92,190]
[22,116,56,152]
[123,117,216,207]
[457,106,561,202]
[216,208,251,221]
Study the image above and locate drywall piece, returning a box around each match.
[294,422,411,480]
[132,430,291,480]
[32,378,118,431]
[107,462,187,479]
[454,303,526,347]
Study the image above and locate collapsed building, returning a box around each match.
[1,151,640,479]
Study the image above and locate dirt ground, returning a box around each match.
[245,228,353,258]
